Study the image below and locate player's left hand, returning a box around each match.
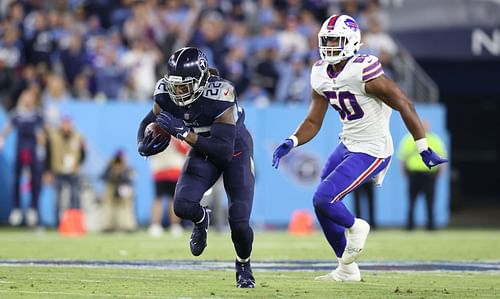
[420,147,448,169]
[156,111,190,140]
[272,139,294,169]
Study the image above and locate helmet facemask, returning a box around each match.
[319,35,349,64]
[165,72,208,106]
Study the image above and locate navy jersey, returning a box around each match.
[9,108,45,149]
[153,76,245,137]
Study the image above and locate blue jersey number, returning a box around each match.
[324,91,364,121]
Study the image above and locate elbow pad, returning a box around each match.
[194,123,236,165]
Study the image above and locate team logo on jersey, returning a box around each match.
[344,19,359,31]
[198,58,207,72]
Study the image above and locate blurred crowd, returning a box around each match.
[0,0,398,111]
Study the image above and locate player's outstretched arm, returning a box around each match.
[272,90,328,168]
[365,75,447,168]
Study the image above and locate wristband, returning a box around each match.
[415,138,428,153]
[288,135,299,148]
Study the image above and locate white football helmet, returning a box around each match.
[318,15,362,64]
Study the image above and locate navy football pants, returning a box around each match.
[174,127,255,259]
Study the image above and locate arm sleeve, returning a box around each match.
[137,110,156,144]
[193,122,236,165]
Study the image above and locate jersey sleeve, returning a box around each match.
[153,78,170,110]
[310,60,327,97]
[360,55,384,82]
[153,78,168,97]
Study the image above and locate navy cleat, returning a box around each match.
[235,260,256,288]
[189,207,210,256]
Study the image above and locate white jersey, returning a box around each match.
[310,54,393,158]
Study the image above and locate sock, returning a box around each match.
[195,208,205,224]
[236,255,250,263]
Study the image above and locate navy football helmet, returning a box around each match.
[165,47,209,106]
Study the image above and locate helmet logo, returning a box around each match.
[344,19,359,31]
[198,58,207,72]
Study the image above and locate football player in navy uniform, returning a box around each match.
[136,47,256,288]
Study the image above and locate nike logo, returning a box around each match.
[233,151,242,157]
[224,89,229,96]
[174,127,184,130]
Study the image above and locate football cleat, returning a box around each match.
[26,208,38,227]
[189,207,210,256]
[341,218,370,264]
[235,260,256,288]
[9,208,22,226]
[315,261,361,282]
[148,224,164,238]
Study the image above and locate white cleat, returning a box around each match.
[315,261,361,282]
[148,224,164,238]
[170,223,183,237]
[9,208,22,226]
[341,218,370,265]
[26,208,38,227]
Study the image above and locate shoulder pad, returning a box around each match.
[350,54,384,82]
[153,78,168,97]
[202,79,235,103]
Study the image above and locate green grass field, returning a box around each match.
[1,228,500,298]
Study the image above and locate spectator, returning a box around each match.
[398,121,447,230]
[276,14,308,61]
[147,138,189,237]
[45,115,86,224]
[59,32,88,87]
[100,150,136,232]
[363,17,398,58]
[0,88,46,227]
[42,73,69,127]
[240,79,271,107]
[24,10,56,69]
[275,54,310,103]
[71,71,92,100]
[190,11,228,75]
[121,38,161,100]
[122,1,156,44]
[93,50,128,100]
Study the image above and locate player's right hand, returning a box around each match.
[272,139,294,169]
[138,133,169,157]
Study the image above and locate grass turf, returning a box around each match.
[0,228,499,298]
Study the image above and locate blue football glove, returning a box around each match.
[272,139,294,169]
[420,147,448,169]
[156,111,190,140]
[138,133,169,157]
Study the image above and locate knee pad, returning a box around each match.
[312,190,332,211]
[173,200,199,220]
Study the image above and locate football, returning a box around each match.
[145,122,171,140]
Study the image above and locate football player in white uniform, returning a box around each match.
[272,15,447,281]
